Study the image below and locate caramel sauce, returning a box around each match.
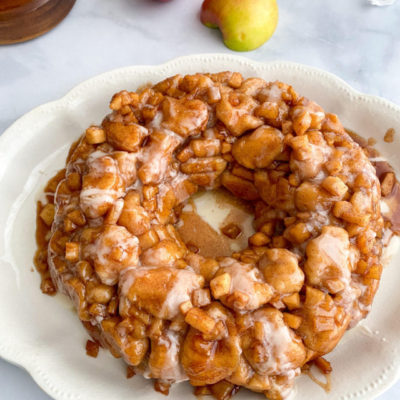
[346,128,378,156]
[154,380,171,396]
[213,187,253,214]
[210,382,240,400]
[178,211,232,258]
[382,184,400,234]
[176,189,253,258]
[126,366,136,379]
[373,160,400,234]
[303,369,331,393]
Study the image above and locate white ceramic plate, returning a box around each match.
[1,54,400,400]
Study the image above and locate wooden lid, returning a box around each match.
[0,0,76,45]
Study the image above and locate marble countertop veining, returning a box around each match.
[1,0,400,399]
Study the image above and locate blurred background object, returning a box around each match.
[0,0,76,44]
[369,0,397,5]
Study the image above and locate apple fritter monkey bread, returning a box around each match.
[35,71,388,400]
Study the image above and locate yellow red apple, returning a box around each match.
[201,0,279,52]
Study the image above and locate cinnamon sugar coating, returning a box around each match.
[35,72,386,400]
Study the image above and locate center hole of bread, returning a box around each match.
[176,188,255,258]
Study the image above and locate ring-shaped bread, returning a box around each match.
[37,72,385,400]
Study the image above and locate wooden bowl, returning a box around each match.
[0,0,76,45]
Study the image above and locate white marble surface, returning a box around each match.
[1,0,400,399]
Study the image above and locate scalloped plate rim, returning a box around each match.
[1,53,400,400]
